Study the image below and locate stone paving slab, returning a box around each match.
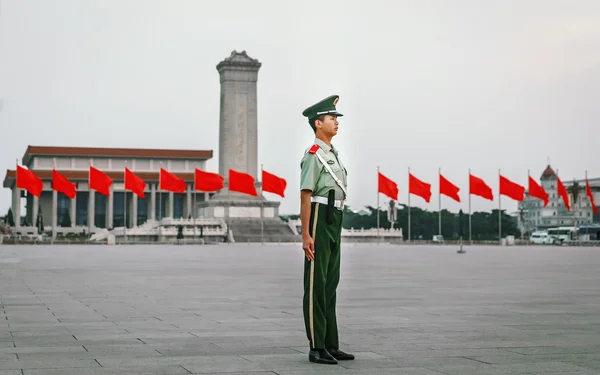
[1,243,599,374]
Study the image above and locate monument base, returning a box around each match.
[196,189,299,242]
[197,190,281,219]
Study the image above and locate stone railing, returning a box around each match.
[342,227,403,237]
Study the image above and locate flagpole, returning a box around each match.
[123,163,127,242]
[227,172,230,244]
[52,158,57,243]
[556,168,560,212]
[14,159,19,239]
[408,166,411,243]
[438,167,441,237]
[159,163,162,222]
[469,168,472,244]
[498,168,501,245]
[88,163,91,237]
[193,162,197,242]
[260,164,264,245]
[377,166,380,239]
[527,169,530,236]
[586,170,589,236]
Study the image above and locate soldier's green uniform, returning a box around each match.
[300,95,354,364]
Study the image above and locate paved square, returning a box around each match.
[0,242,599,374]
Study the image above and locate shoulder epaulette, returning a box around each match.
[307,144,320,154]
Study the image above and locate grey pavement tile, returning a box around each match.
[0,346,87,355]
[276,369,447,375]
[17,349,164,361]
[24,366,191,375]
[426,361,596,375]
[0,358,100,370]
[371,348,520,359]
[157,346,299,356]
[98,355,254,369]
[0,354,15,363]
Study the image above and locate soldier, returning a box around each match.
[299,94,354,365]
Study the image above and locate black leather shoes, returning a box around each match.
[309,348,338,364]
[328,348,355,360]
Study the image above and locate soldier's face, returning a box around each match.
[317,115,339,136]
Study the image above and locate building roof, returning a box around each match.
[540,165,556,180]
[22,145,213,165]
[3,169,199,189]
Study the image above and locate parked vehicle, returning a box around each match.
[530,231,554,244]
[547,227,578,244]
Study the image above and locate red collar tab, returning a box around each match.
[308,144,320,154]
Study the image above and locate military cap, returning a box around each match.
[302,95,344,120]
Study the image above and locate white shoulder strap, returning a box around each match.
[313,149,347,198]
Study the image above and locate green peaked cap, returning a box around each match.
[302,95,344,120]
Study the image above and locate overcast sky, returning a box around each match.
[1,0,599,217]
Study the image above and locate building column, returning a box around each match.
[150,184,156,221]
[88,190,95,232]
[168,192,174,218]
[52,190,57,239]
[106,185,114,229]
[123,192,128,228]
[185,184,192,218]
[70,194,76,228]
[32,196,39,228]
[131,194,138,227]
[12,187,20,228]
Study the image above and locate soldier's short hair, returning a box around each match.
[309,115,326,133]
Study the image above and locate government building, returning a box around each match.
[3,145,216,235]
[518,165,600,234]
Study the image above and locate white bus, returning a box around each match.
[547,227,578,243]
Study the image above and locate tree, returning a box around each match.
[177,224,184,244]
[458,209,465,238]
[339,204,520,241]
[60,213,72,228]
[6,208,15,227]
[36,206,44,234]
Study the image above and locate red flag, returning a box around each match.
[586,178,598,214]
[499,175,525,202]
[195,169,224,192]
[557,176,570,211]
[439,174,460,202]
[229,169,258,196]
[262,170,286,198]
[159,168,186,193]
[469,174,493,200]
[125,168,146,198]
[16,165,43,197]
[378,172,398,200]
[528,176,548,207]
[409,173,432,203]
[89,166,113,196]
[52,169,76,199]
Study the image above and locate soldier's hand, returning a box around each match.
[302,235,315,261]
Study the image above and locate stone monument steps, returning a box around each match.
[228,218,300,243]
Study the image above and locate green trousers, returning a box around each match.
[303,201,343,350]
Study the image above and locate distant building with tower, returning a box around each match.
[518,165,600,233]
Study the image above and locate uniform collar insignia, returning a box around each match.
[313,138,332,153]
